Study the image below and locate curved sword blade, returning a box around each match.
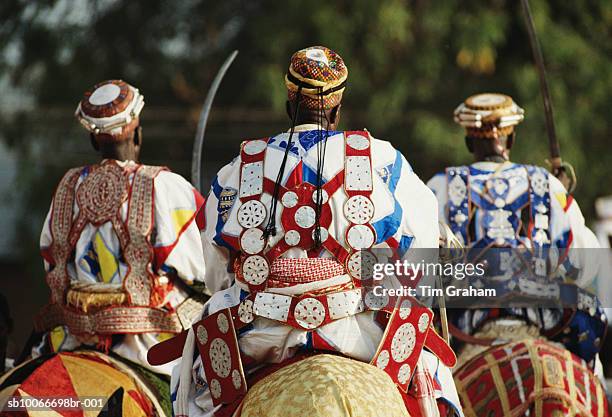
[520,0,561,168]
[191,50,239,192]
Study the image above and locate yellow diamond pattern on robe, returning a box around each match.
[554,192,568,210]
[171,209,195,237]
[93,231,119,283]
[240,355,409,417]
[49,326,68,352]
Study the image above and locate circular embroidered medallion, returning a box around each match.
[294,298,326,329]
[346,224,375,250]
[284,229,301,246]
[232,369,242,389]
[466,93,511,108]
[76,164,128,225]
[418,312,430,333]
[346,134,370,150]
[344,195,375,225]
[397,364,412,385]
[238,299,254,324]
[294,206,316,229]
[217,313,229,334]
[243,140,267,156]
[209,379,221,399]
[89,83,122,105]
[196,325,208,345]
[311,227,329,243]
[242,255,269,286]
[399,300,412,320]
[376,350,390,370]
[390,323,416,362]
[281,191,299,208]
[240,227,265,254]
[364,289,388,310]
[237,200,267,229]
[209,338,232,378]
[311,189,329,205]
[346,250,378,280]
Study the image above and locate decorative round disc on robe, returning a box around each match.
[209,379,221,399]
[399,300,412,319]
[232,369,242,389]
[418,312,430,333]
[238,299,254,323]
[364,289,388,310]
[240,227,265,254]
[209,338,232,378]
[344,195,375,225]
[237,200,267,228]
[294,298,326,329]
[376,350,390,370]
[281,191,298,208]
[243,139,268,155]
[217,313,230,334]
[346,250,378,280]
[294,206,316,229]
[346,134,370,150]
[346,224,376,250]
[196,325,208,345]
[311,227,329,243]
[242,255,269,286]
[284,229,301,246]
[390,323,416,362]
[397,364,411,384]
[311,189,329,205]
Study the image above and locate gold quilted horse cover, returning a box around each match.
[237,354,410,417]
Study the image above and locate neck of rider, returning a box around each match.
[466,132,514,164]
[90,126,142,163]
[286,100,342,131]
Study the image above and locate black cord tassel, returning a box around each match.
[263,86,302,240]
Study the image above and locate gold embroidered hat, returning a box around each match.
[454,93,525,139]
[285,46,348,110]
[75,79,144,141]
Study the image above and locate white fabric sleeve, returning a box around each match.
[426,172,448,225]
[396,159,440,249]
[202,158,241,293]
[40,202,53,272]
[548,174,601,288]
[153,171,206,285]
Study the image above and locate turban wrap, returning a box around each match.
[75,79,144,142]
[285,46,348,110]
[454,93,525,139]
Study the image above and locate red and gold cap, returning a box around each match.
[454,93,525,139]
[285,46,348,110]
[75,80,144,141]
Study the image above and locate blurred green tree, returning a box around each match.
[1,0,610,242]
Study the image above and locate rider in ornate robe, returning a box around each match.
[34,80,207,377]
[427,93,608,417]
[169,46,463,417]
